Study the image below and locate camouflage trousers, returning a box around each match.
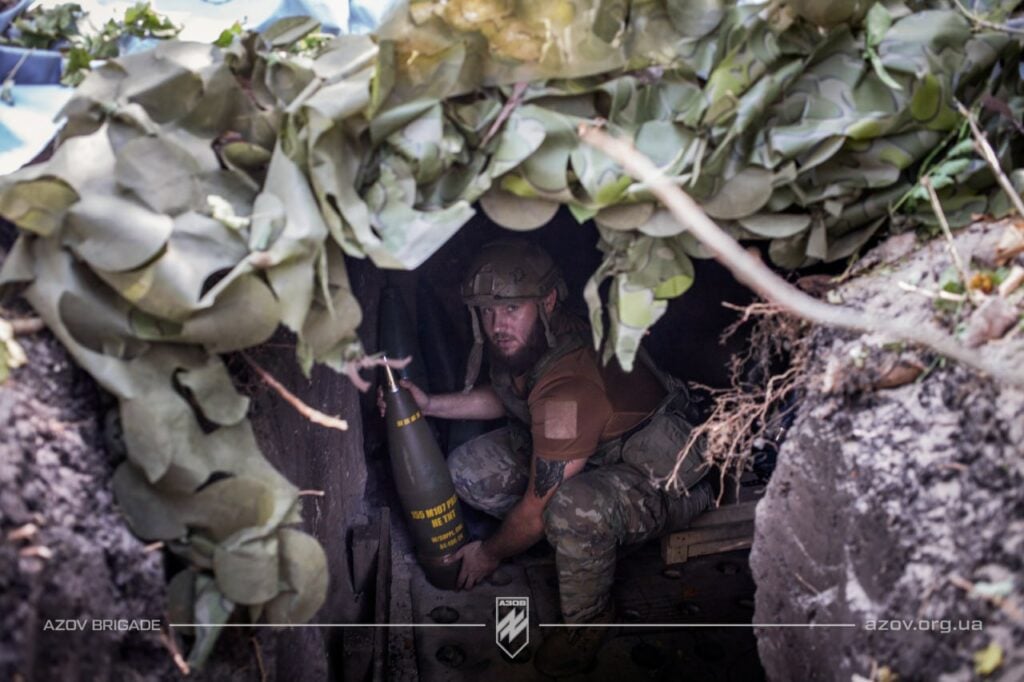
[448,422,712,623]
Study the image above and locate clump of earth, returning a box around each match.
[0,295,175,680]
[752,221,1024,681]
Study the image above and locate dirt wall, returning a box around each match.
[751,224,1024,680]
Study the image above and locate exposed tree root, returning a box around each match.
[661,303,809,501]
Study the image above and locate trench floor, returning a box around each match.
[390,542,764,681]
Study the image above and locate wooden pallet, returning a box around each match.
[661,499,758,565]
[660,471,765,565]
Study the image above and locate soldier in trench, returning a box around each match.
[384,239,711,676]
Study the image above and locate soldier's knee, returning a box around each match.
[542,478,612,546]
[447,444,475,500]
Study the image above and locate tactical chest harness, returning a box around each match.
[488,319,689,471]
[489,324,588,430]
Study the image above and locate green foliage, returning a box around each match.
[863,2,901,91]
[2,0,1023,666]
[5,2,83,49]
[0,2,181,86]
[213,21,243,48]
[63,3,182,85]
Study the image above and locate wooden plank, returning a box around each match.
[686,536,753,559]
[662,521,754,555]
[372,507,391,682]
[342,509,392,682]
[662,531,755,564]
[660,501,757,564]
[688,500,758,529]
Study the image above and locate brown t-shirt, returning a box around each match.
[516,346,666,461]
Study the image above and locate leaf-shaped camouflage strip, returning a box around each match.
[2,1,1022,663]
[64,195,173,272]
[297,242,363,373]
[480,187,559,231]
[187,575,234,670]
[112,461,190,540]
[115,136,203,215]
[166,568,197,636]
[365,161,475,269]
[213,536,281,605]
[97,211,249,322]
[0,177,79,237]
[180,275,281,353]
[264,528,329,624]
[176,358,251,427]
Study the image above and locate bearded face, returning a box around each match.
[480,300,549,376]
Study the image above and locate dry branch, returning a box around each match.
[482,81,528,146]
[897,280,967,303]
[949,574,1024,625]
[10,318,44,336]
[6,523,38,542]
[922,177,978,304]
[252,637,267,682]
[343,354,411,392]
[159,627,190,676]
[243,355,349,431]
[957,100,1024,218]
[999,265,1024,297]
[951,0,1024,36]
[577,124,1024,389]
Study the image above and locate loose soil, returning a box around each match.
[0,297,176,680]
[752,221,1024,681]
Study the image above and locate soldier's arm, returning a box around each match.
[484,454,587,557]
[420,384,506,420]
[395,380,505,420]
[456,454,586,589]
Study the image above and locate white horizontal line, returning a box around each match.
[167,623,487,628]
[540,623,858,628]
[168,623,856,629]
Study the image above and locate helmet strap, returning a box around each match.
[538,303,557,347]
[463,306,484,393]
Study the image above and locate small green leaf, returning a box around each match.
[865,3,893,48]
[869,52,903,92]
[213,21,243,48]
[974,642,1003,676]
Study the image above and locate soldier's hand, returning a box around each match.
[454,540,500,591]
[399,379,431,414]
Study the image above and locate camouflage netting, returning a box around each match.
[1,0,1022,665]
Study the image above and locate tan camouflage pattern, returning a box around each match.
[448,409,710,622]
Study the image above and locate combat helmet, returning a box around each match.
[461,240,567,391]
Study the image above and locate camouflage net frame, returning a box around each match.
[1,0,1022,666]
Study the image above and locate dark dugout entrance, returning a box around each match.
[345,206,771,680]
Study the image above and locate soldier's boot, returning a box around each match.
[533,607,615,677]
